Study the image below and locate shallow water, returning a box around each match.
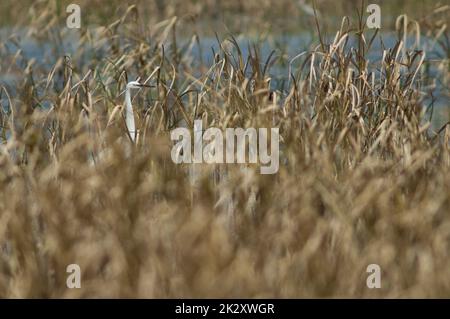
[0,27,448,129]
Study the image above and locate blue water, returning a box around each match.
[1,27,448,128]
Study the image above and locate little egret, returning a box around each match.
[123,81,153,143]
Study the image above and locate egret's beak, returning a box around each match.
[118,84,153,96]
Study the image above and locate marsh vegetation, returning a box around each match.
[0,0,449,297]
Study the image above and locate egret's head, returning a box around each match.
[126,81,153,90]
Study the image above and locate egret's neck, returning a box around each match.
[125,89,133,113]
[125,88,136,142]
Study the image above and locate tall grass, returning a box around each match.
[0,1,449,297]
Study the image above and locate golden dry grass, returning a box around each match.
[0,1,449,298]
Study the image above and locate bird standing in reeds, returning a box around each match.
[123,81,153,143]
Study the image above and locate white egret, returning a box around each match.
[123,81,153,143]
[84,80,152,166]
